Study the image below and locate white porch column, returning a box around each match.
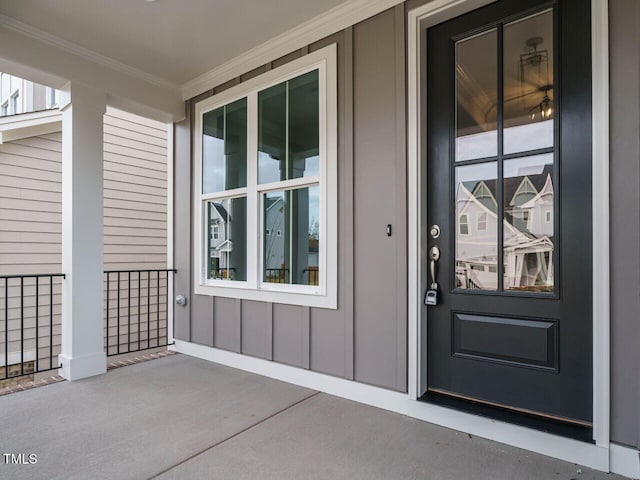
[58,82,107,381]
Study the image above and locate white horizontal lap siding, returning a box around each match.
[103,107,168,272]
[0,131,62,277]
[0,107,168,362]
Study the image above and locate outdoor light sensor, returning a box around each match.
[175,294,187,306]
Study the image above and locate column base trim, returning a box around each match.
[610,443,640,479]
[58,351,106,381]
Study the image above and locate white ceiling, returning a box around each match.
[0,0,347,86]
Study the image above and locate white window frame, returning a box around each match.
[193,44,338,309]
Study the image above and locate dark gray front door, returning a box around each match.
[425,0,592,428]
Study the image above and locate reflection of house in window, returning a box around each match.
[455,163,555,292]
[264,195,286,282]
[459,214,469,235]
[472,181,497,210]
[208,202,233,279]
[512,210,530,232]
[263,189,319,285]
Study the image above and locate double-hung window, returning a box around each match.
[194,45,337,308]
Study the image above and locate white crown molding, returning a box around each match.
[0,13,178,91]
[181,0,404,100]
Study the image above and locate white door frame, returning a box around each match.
[407,0,610,460]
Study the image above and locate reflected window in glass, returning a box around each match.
[503,154,554,292]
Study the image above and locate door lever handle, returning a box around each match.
[425,246,441,306]
[429,246,440,289]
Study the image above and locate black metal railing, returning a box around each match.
[265,268,319,286]
[265,268,288,283]
[104,269,176,357]
[0,274,66,380]
[211,267,235,280]
[303,268,319,286]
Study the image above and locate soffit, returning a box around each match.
[0,0,346,86]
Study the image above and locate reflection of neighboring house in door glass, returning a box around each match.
[208,202,232,278]
[456,161,554,292]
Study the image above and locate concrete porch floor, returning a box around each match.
[0,353,625,480]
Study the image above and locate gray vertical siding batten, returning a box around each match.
[172,106,192,341]
[609,0,640,449]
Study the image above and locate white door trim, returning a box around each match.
[407,0,610,466]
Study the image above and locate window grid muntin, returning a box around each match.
[198,63,327,297]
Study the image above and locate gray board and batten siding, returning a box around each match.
[174,0,640,448]
[609,0,640,450]
[174,6,407,392]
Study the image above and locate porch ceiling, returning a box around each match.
[0,0,353,121]
[0,0,345,86]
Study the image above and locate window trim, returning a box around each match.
[476,211,487,231]
[193,44,338,309]
[459,213,469,235]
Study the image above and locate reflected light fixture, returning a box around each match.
[529,85,553,121]
[520,37,553,121]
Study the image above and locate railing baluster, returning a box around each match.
[166,270,170,346]
[117,272,121,355]
[147,271,151,347]
[20,277,24,376]
[138,272,141,351]
[5,278,8,380]
[35,277,39,373]
[127,271,131,353]
[49,276,53,370]
[156,270,160,348]
[106,273,110,356]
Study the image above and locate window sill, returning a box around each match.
[193,283,337,309]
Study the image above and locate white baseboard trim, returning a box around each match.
[172,340,614,473]
[610,443,640,479]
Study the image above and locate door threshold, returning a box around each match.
[420,389,593,443]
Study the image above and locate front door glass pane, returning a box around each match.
[503,154,554,292]
[455,29,498,162]
[503,10,554,154]
[455,162,498,290]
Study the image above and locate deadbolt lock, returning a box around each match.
[430,224,441,239]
